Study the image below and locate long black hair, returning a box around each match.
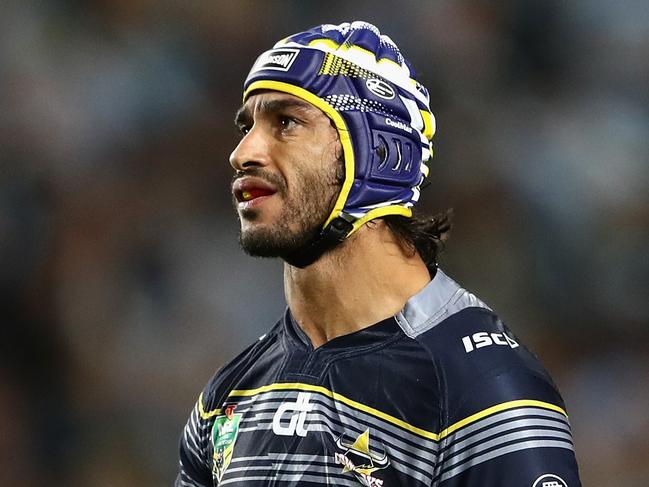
[383,208,453,274]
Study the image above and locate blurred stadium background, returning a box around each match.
[1,1,648,486]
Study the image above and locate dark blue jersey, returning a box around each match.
[177,269,581,487]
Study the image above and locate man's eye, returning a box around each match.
[279,116,297,130]
[238,125,251,135]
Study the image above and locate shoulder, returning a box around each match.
[396,269,562,410]
[200,319,284,413]
[395,270,580,486]
[176,319,285,486]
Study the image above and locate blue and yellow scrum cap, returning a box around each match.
[243,21,436,267]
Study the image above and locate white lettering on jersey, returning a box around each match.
[272,392,314,437]
[462,331,519,353]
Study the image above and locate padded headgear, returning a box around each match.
[243,21,436,266]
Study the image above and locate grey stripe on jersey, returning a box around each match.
[223,389,438,485]
[239,411,437,469]
[445,428,573,468]
[443,406,570,445]
[177,471,204,487]
[187,405,210,457]
[220,454,374,486]
[436,406,574,483]
[232,390,438,454]
[233,412,434,485]
[221,473,360,487]
[439,440,574,483]
[444,418,572,458]
[395,268,491,338]
[237,397,438,460]
[178,398,213,486]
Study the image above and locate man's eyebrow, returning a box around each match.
[234,98,319,126]
[257,98,317,116]
[234,105,251,127]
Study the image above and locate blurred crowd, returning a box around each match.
[1,1,648,486]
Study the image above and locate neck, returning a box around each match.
[284,221,431,348]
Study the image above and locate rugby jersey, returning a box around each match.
[176,269,581,487]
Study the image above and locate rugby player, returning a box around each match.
[177,21,581,487]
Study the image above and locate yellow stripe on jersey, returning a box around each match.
[227,382,440,440]
[198,392,221,420]
[439,399,568,439]
[225,383,568,442]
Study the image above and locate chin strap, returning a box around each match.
[284,215,356,268]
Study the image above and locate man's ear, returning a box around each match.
[365,219,388,231]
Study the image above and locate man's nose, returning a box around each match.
[229,126,271,171]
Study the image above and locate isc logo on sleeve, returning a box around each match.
[461,331,519,353]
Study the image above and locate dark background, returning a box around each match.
[1,1,648,486]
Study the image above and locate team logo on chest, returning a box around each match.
[211,405,242,483]
[335,429,390,487]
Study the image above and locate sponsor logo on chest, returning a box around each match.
[272,392,314,437]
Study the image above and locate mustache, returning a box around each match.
[231,168,287,194]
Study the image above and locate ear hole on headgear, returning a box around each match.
[376,135,388,170]
[391,139,402,171]
[403,142,414,172]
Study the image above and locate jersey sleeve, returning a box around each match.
[435,370,581,487]
[418,307,581,487]
[176,393,214,487]
[175,324,280,487]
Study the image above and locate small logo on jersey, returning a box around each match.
[272,392,313,437]
[250,48,299,73]
[334,429,389,487]
[366,78,395,99]
[461,331,519,353]
[532,473,568,487]
[211,405,242,483]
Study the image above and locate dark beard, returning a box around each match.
[238,215,323,259]
[235,164,342,260]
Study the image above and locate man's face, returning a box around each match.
[229,91,344,258]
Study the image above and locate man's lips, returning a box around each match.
[232,177,278,204]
